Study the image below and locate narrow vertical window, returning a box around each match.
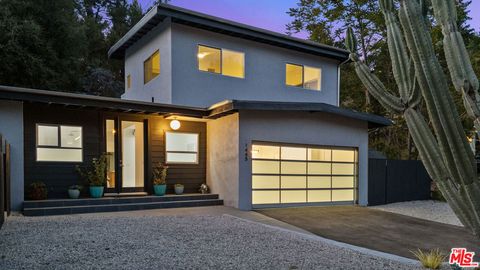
[144,50,160,84]
[285,63,321,91]
[127,74,131,89]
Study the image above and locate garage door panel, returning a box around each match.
[281,190,307,203]
[332,189,354,201]
[308,163,331,174]
[332,176,355,188]
[281,147,307,160]
[281,161,306,174]
[332,163,355,175]
[308,190,331,202]
[308,176,331,188]
[308,149,331,161]
[252,175,280,189]
[252,190,280,204]
[332,150,356,162]
[252,145,280,159]
[281,176,307,188]
[252,160,279,174]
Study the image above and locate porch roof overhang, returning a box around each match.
[0,85,208,118]
[208,100,392,129]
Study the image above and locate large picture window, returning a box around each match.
[36,124,83,162]
[165,132,199,164]
[197,45,245,78]
[285,63,321,90]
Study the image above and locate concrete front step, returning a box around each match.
[24,198,223,216]
[24,194,220,208]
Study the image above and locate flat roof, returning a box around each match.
[108,4,350,61]
[0,86,391,128]
[208,100,392,128]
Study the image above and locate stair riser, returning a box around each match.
[24,194,219,208]
[24,200,223,216]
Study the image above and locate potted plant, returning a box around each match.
[76,155,108,198]
[152,163,168,196]
[26,181,48,200]
[174,184,184,195]
[68,185,82,199]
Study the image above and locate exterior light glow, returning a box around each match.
[170,119,181,130]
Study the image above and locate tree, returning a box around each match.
[346,0,480,237]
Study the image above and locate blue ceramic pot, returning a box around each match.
[89,186,104,198]
[153,184,166,196]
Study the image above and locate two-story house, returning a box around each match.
[0,4,390,215]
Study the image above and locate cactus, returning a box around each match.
[346,0,480,237]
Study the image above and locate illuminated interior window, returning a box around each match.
[222,49,244,78]
[285,64,321,91]
[144,50,160,84]
[166,132,199,164]
[198,45,245,78]
[252,144,357,206]
[36,124,82,162]
[127,74,131,89]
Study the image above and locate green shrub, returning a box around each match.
[76,154,108,187]
[411,248,445,269]
[26,181,47,200]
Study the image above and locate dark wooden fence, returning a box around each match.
[0,134,11,229]
[368,159,431,206]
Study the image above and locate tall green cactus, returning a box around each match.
[346,0,480,237]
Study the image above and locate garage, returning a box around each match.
[251,143,358,208]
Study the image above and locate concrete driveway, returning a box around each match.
[257,206,480,259]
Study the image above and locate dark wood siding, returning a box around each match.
[24,104,102,198]
[24,104,207,198]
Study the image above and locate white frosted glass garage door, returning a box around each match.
[251,143,358,207]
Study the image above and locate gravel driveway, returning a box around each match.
[371,200,462,226]
[0,213,421,270]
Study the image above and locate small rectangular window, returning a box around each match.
[144,50,160,84]
[166,132,199,164]
[198,45,221,73]
[198,45,245,78]
[286,63,321,90]
[36,124,83,162]
[127,74,131,89]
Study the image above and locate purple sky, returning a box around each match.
[139,0,480,39]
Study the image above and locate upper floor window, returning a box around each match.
[36,124,83,162]
[197,45,245,78]
[285,63,321,91]
[126,74,131,89]
[144,50,160,84]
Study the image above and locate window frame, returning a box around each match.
[126,74,131,89]
[36,124,84,163]
[144,50,160,85]
[165,131,200,165]
[285,63,322,91]
[197,44,245,79]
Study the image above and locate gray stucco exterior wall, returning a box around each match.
[0,100,24,211]
[206,114,239,208]
[171,24,341,107]
[237,110,369,210]
[122,19,172,103]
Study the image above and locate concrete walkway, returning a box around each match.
[257,206,480,260]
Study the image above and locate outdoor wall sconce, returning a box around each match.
[170,119,181,130]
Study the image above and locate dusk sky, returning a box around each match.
[137,0,480,40]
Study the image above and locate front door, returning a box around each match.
[105,119,145,193]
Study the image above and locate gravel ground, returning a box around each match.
[371,200,463,226]
[0,214,422,270]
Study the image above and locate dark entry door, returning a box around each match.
[105,118,146,193]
